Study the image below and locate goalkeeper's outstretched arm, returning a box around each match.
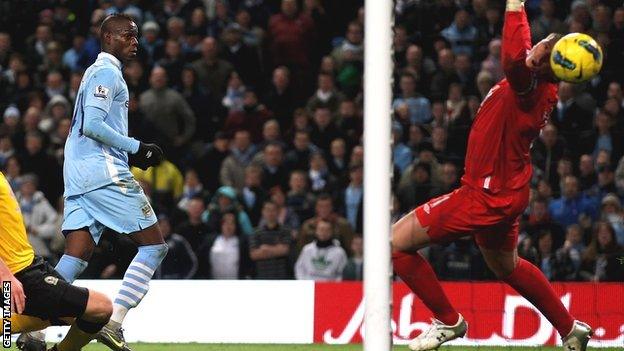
[502,0,534,94]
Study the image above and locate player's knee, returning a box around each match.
[65,244,94,261]
[84,291,113,322]
[488,259,517,279]
[139,242,169,261]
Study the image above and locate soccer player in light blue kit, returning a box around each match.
[51,14,166,351]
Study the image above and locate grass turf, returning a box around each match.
[7,345,621,351]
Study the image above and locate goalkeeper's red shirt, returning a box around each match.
[460,8,558,205]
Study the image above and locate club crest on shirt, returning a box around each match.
[44,276,59,285]
[94,85,109,99]
[141,202,153,218]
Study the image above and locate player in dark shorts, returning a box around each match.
[1,172,112,351]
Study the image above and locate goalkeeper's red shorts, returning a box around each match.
[414,184,530,251]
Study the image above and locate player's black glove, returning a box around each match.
[130,142,164,170]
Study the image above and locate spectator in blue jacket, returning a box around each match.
[549,175,598,228]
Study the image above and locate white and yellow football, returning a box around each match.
[550,33,603,83]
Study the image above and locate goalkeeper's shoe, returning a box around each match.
[562,320,593,351]
[96,323,133,351]
[408,314,467,351]
[16,331,46,351]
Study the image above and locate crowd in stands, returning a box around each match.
[0,0,623,282]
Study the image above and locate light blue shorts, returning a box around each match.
[62,178,157,244]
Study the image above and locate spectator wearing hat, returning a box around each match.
[192,37,234,99]
[601,193,624,245]
[155,214,198,279]
[224,89,273,144]
[140,66,196,160]
[2,105,21,134]
[250,201,293,279]
[295,218,347,281]
[203,185,254,235]
[197,211,252,279]
[138,21,164,68]
[16,173,58,262]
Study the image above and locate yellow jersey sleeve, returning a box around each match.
[0,172,34,274]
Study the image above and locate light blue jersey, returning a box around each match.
[64,52,140,197]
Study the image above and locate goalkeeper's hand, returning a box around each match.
[506,0,525,11]
[130,142,164,170]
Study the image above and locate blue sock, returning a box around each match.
[112,243,168,323]
[54,255,88,283]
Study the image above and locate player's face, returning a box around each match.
[526,33,559,81]
[112,21,139,61]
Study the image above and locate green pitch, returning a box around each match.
[7,345,622,351]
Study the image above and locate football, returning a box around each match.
[550,32,603,83]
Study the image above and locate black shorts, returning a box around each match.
[14,256,89,323]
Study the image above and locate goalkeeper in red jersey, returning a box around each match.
[391,1,593,350]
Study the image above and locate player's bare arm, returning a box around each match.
[0,257,25,314]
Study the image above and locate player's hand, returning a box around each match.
[9,276,25,314]
[131,142,164,170]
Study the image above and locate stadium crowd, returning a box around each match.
[0,0,623,282]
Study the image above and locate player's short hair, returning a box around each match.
[100,13,135,39]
